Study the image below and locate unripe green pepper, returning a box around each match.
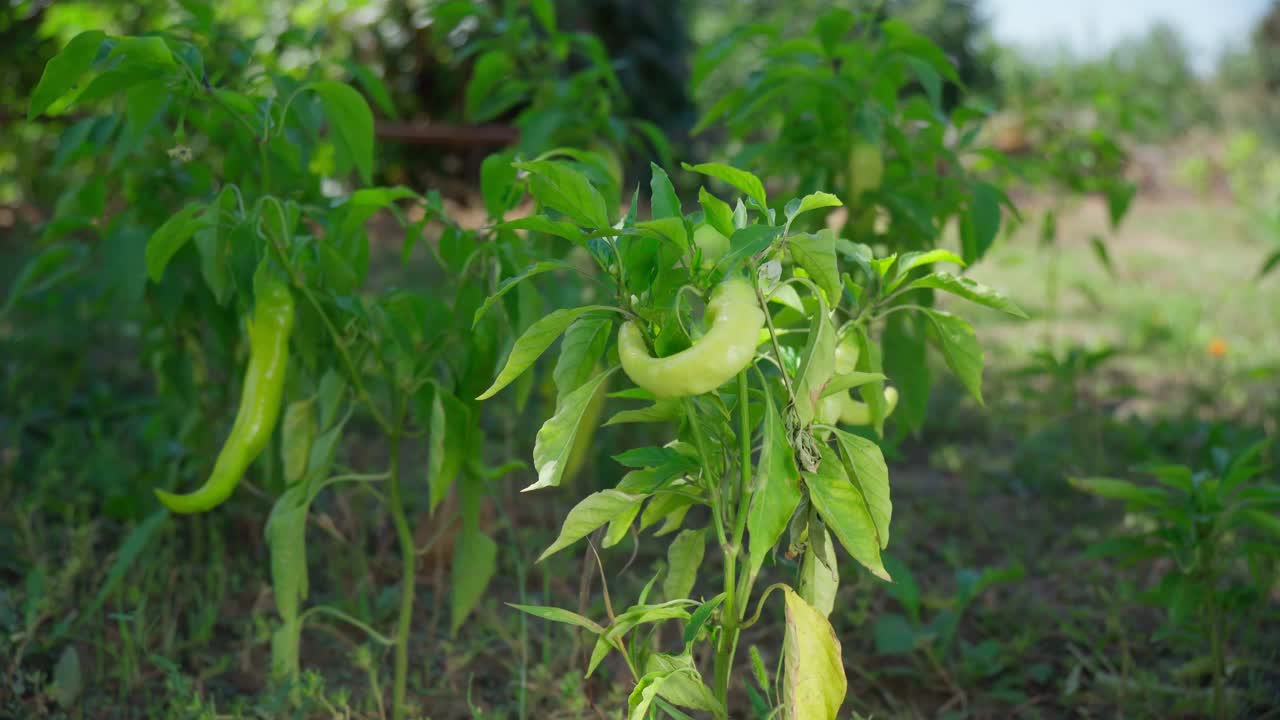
[838,386,898,426]
[156,281,295,513]
[619,277,764,398]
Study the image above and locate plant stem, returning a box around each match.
[714,370,755,706]
[386,429,415,720]
[1209,568,1226,720]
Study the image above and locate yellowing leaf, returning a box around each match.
[783,587,847,720]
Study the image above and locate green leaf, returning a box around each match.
[636,217,689,254]
[1259,249,1280,279]
[604,501,642,548]
[681,162,767,209]
[789,229,842,304]
[923,309,984,404]
[664,528,706,601]
[804,446,889,580]
[49,645,82,708]
[554,317,612,402]
[480,151,520,220]
[887,249,967,291]
[799,520,839,616]
[145,204,205,282]
[1106,181,1136,228]
[820,372,886,397]
[343,60,397,118]
[499,215,584,243]
[638,660,725,718]
[472,260,574,328]
[426,386,468,511]
[831,430,891,548]
[683,594,725,648]
[465,50,524,122]
[785,191,842,223]
[747,395,802,576]
[529,368,620,492]
[794,294,836,424]
[509,603,605,634]
[783,586,847,720]
[1090,235,1116,277]
[538,487,645,561]
[698,187,735,239]
[606,399,682,425]
[451,524,497,634]
[903,272,1028,318]
[280,399,316,486]
[904,56,942,111]
[517,160,610,229]
[29,30,105,119]
[650,163,682,219]
[883,313,929,431]
[960,182,1001,264]
[1069,477,1167,508]
[265,485,310,623]
[478,306,613,400]
[530,0,556,31]
[310,81,375,184]
[710,224,782,279]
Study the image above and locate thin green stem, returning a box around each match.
[386,428,415,720]
[264,233,392,432]
[684,399,729,549]
[299,605,395,646]
[714,370,756,705]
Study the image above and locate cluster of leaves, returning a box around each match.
[1073,444,1280,718]
[694,7,1013,265]
[439,0,670,164]
[470,149,1025,717]
[18,13,607,718]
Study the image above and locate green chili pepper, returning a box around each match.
[156,281,295,513]
[618,277,764,398]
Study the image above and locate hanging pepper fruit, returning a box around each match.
[618,277,764,398]
[156,281,295,513]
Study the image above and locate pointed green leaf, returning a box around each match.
[789,229,842,305]
[664,528,706,601]
[903,272,1027,318]
[472,260,574,328]
[923,309,984,404]
[682,162,767,209]
[478,306,614,400]
[538,488,645,561]
[517,160,610,228]
[451,525,497,633]
[698,187,735,239]
[804,446,889,580]
[831,429,891,548]
[145,204,205,282]
[29,30,106,119]
[310,81,375,184]
[747,396,802,576]
[786,191,842,222]
[529,368,620,492]
[509,603,605,634]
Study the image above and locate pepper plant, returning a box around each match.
[477,159,1025,717]
[25,22,546,719]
